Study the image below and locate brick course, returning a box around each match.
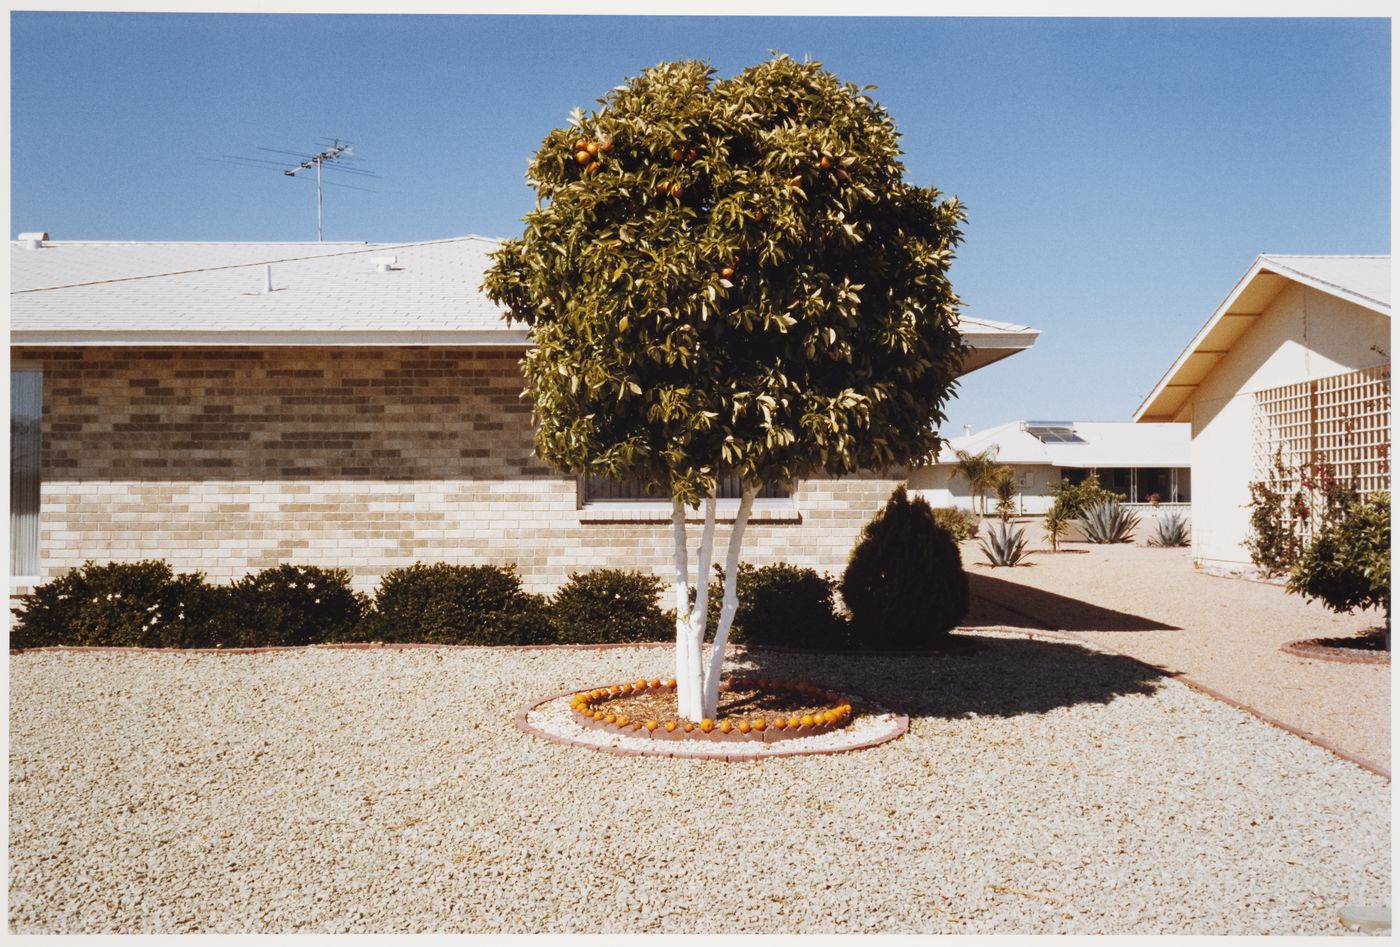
[11,347,904,593]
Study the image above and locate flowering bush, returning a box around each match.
[226,564,367,647]
[550,569,673,644]
[10,560,219,649]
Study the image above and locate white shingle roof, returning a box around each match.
[1257,255,1390,312]
[10,236,1038,363]
[936,420,1191,469]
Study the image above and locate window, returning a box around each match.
[11,371,41,576]
[583,473,790,503]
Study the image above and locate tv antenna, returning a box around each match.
[208,137,381,241]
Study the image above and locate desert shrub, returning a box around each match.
[1149,512,1191,547]
[550,569,673,644]
[1080,500,1140,544]
[226,564,368,648]
[840,485,970,649]
[362,563,554,645]
[10,560,221,649]
[1047,473,1123,524]
[932,506,980,542]
[979,520,1028,566]
[707,563,849,650]
[1042,505,1071,551]
[1287,492,1390,627]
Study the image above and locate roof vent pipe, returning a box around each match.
[372,255,397,273]
[963,424,973,437]
[18,231,48,250]
[261,264,273,294]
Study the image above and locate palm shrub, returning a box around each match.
[840,486,969,649]
[550,569,673,644]
[362,563,554,645]
[1287,492,1390,637]
[1080,500,1140,544]
[992,465,1019,520]
[932,506,980,542]
[1042,505,1071,551]
[1149,512,1191,548]
[226,564,368,647]
[10,560,220,649]
[952,448,1000,517]
[979,519,1029,566]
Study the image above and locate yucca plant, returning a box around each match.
[1080,500,1140,544]
[979,519,1028,567]
[1149,512,1191,547]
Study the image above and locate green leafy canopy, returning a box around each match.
[482,55,968,505]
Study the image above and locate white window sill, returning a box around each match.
[579,499,801,524]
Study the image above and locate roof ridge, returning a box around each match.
[1259,256,1391,311]
[10,235,495,295]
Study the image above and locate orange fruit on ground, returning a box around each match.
[752,718,766,731]
[664,721,677,732]
[645,720,658,731]
[615,715,629,727]
[772,718,786,730]
[604,714,617,724]
[635,678,648,689]
[800,715,816,727]
[593,711,604,720]
[648,678,661,688]
[719,721,733,734]
[699,719,714,732]
[683,722,695,733]
[789,717,802,729]
[665,678,676,688]
[737,721,750,733]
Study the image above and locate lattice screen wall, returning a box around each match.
[1252,364,1391,495]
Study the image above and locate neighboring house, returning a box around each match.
[910,420,1191,515]
[9,234,1039,594]
[1135,254,1390,571]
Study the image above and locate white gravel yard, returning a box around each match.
[8,632,1391,934]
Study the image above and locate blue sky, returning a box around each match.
[10,13,1391,432]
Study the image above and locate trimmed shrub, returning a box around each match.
[10,560,220,649]
[1047,473,1123,524]
[550,569,673,644]
[715,563,849,650]
[932,506,980,542]
[362,563,554,645]
[226,564,367,648]
[840,485,970,649]
[1288,492,1390,626]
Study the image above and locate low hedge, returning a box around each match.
[360,563,555,646]
[550,568,673,644]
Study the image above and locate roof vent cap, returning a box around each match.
[372,255,398,273]
[17,231,48,250]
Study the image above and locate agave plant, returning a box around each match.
[979,519,1028,567]
[1079,500,1140,544]
[1149,512,1191,547]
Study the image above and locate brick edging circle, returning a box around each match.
[1279,638,1390,666]
[511,686,909,762]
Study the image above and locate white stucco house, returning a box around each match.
[911,420,1191,515]
[1134,254,1390,571]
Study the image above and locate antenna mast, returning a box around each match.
[282,139,353,242]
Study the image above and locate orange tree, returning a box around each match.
[483,55,967,720]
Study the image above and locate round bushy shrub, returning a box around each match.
[722,563,848,650]
[363,563,554,645]
[1288,492,1390,626]
[226,564,367,647]
[10,560,220,649]
[550,569,673,644]
[839,485,970,649]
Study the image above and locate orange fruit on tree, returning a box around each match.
[720,267,734,278]
[586,141,600,155]
[671,148,684,162]
[669,183,683,199]
[820,155,833,169]
[600,137,613,152]
[576,150,591,165]
[574,137,588,151]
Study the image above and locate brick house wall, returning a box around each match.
[11,346,905,594]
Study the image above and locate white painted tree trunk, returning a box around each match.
[701,483,756,717]
[669,484,757,721]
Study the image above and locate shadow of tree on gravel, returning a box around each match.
[728,634,1170,720]
[964,573,1180,633]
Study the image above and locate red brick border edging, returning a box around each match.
[1280,638,1390,666]
[511,686,909,762]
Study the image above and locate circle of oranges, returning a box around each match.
[567,676,854,741]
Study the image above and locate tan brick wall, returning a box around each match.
[11,347,904,594]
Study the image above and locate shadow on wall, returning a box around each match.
[963,573,1180,633]
[726,634,1169,720]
